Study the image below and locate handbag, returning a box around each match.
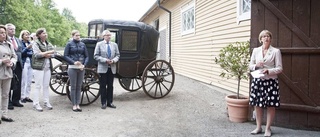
[10,73,19,90]
[31,54,45,70]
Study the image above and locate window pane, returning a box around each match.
[242,0,251,13]
[182,6,195,34]
[97,24,103,37]
[89,25,95,37]
[121,30,138,51]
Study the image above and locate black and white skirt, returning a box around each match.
[249,78,280,108]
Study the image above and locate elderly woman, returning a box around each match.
[249,30,283,137]
[19,30,34,103]
[31,28,55,112]
[64,30,88,112]
[0,25,17,123]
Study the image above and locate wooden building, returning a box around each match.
[140,0,320,129]
[140,0,251,97]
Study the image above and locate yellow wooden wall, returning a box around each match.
[141,0,251,95]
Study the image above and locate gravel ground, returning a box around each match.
[1,73,319,137]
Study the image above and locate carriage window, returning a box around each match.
[88,24,104,37]
[89,25,96,37]
[110,32,117,43]
[97,24,103,37]
[121,30,138,51]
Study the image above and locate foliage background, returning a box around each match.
[0,0,87,46]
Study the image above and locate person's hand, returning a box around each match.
[80,65,84,71]
[6,61,13,67]
[256,61,264,68]
[1,58,11,64]
[261,69,269,74]
[106,60,113,65]
[44,53,53,58]
[74,61,82,65]
[27,44,32,49]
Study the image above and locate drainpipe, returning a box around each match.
[157,0,171,64]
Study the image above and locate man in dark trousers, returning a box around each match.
[6,23,24,109]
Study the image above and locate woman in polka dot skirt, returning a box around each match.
[249,30,283,137]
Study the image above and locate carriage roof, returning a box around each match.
[88,19,159,37]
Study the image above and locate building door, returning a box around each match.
[251,0,320,129]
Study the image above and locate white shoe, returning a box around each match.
[33,104,43,112]
[44,102,53,110]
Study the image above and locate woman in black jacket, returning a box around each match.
[64,30,89,112]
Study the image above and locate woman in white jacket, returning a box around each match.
[249,30,283,137]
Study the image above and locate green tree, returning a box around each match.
[1,0,87,46]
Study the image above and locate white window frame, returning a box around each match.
[181,1,195,35]
[237,0,251,24]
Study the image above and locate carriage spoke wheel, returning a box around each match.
[142,60,175,99]
[50,63,68,95]
[66,68,100,106]
[118,76,142,92]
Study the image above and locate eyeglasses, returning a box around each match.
[262,35,270,38]
[0,31,6,35]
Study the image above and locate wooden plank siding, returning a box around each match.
[251,0,320,129]
[141,0,251,96]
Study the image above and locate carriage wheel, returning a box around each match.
[142,60,175,99]
[118,76,142,92]
[66,68,100,106]
[50,63,68,95]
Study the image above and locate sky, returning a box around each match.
[53,0,157,23]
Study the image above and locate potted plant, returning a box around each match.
[214,41,250,123]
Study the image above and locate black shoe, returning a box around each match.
[8,105,14,110]
[12,102,24,107]
[1,117,14,122]
[101,104,107,109]
[77,108,82,112]
[107,103,116,109]
[25,98,33,102]
[72,108,78,112]
[21,98,27,103]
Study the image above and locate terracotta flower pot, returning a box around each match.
[225,95,249,123]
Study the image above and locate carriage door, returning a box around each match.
[116,29,140,77]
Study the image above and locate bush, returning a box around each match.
[214,41,250,99]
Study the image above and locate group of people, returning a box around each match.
[0,23,58,123]
[0,23,281,136]
[0,23,120,124]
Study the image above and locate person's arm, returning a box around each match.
[83,43,89,66]
[63,42,75,65]
[33,42,54,59]
[267,49,283,75]
[111,43,120,63]
[249,48,258,71]
[9,43,17,67]
[94,42,108,63]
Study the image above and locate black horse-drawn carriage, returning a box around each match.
[49,19,175,105]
